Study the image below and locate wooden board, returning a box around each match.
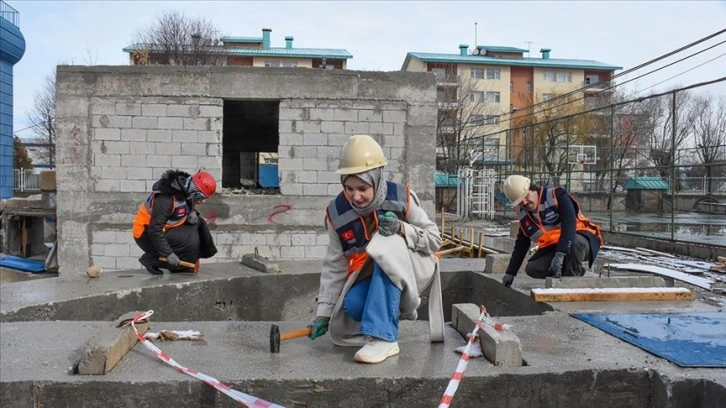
[607,263,715,290]
[531,287,693,302]
[634,247,676,258]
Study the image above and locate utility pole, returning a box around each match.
[524,41,535,57]
[474,22,478,46]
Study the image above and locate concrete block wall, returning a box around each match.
[55,66,437,275]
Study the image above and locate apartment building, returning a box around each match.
[124,28,352,69]
[402,44,621,171]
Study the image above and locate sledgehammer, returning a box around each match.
[159,257,200,274]
[270,324,311,353]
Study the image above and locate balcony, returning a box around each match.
[582,79,613,93]
[435,74,460,85]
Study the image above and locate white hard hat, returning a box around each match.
[503,175,531,206]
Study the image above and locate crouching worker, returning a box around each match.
[308,135,444,364]
[500,175,603,288]
[132,169,218,275]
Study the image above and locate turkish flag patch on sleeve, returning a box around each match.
[341,229,355,241]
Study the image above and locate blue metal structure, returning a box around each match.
[0,1,25,199]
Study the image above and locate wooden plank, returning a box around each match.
[717,256,726,263]
[436,246,466,257]
[606,263,715,291]
[469,228,475,258]
[601,246,653,256]
[531,287,693,302]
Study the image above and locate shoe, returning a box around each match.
[139,256,163,275]
[354,338,400,364]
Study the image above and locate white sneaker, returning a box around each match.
[354,338,400,364]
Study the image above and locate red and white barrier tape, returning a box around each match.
[130,310,285,408]
[438,306,510,408]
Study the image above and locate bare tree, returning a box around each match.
[25,73,56,168]
[131,10,225,66]
[640,89,701,178]
[693,95,726,193]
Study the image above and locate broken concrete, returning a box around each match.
[241,253,280,274]
[451,303,523,367]
[77,311,149,375]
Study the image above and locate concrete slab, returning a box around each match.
[451,303,522,367]
[545,275,669,289]
[77,311,149,375]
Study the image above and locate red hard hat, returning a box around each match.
[191,171,216,198]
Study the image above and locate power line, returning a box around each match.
[497,27,726,123]
[636,51,726,94]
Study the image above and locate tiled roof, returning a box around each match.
[123,44,352,59]
[623,176,669,190]
[405,52,621,71]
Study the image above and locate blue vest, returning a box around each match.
[326,181,409,257]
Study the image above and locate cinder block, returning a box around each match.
[77,311,149,375]
[485,253,511,274]
[451,303,522,367]
[39,171,57,191]
[241,253,280,273]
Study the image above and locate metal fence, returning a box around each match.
[467,77,726,247]
[13,168,40,192]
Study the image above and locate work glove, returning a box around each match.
[378,211,401,237]
[549,252,566,278]
[307,317,329,340]
[166,252,181,267]
[502,274,515,288]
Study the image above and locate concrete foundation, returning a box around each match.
[1,259,724,407]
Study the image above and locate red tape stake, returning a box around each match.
[130,311,285,408]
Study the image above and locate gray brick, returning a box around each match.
[303,157,329,171]
[345,122,370,134]
[91,255,116,269]
[303,133,327,146]
[279,132,303,146]
[291,233,316,246]
[199,105,221,118]
[197,156,221,170]
[121,128,147,142]
[172,130,197,143]
[279,120,293,133]
[172,155,198,169]
[333,109,358,121]
[303,184,328,195]
[93,154,121,167]
[102,141,130,155]
[280,182,302,195]
[327,184,342,196]
[147,129,172,142]
[167,104,190,117]
[158,117,184,129]
[132,116,157,129]
[127,167,152,180]
[279,108,303,120]
[95,179,120,192]
[91,243,104,256]
[278,158,303,171]
[130,142,153,155]
[393,123,405,136]
[292,146,317,158]
[281,246,306,259]
[384,135,405,147]
[120,155,146,167]
[147,155,173,168]
[309,108,334,121]
[369,122,394,135]
[383,110,406,123]
[181,143,207,156]
[184,118,209,130]
[142,104,167,116]
[95,128,120,141]
[197,130,220,143]
[117,257,142,270]
[104,244,129,257]
[321,121,344,134]
[101,167,126,179]
[120,180,146,192]
[267,233,291,246]
[306,246,327,258]
[389,147,404,160]
[155,143,180,155]
[116,102,141,116]
[359,110,383,122]
[318,171,339,184]
[296,170,317,183]
[327,133,348,147]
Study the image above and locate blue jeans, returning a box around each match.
[343,261,401,342]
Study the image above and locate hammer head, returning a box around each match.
[193,260,200,274]
[270,324,280,353]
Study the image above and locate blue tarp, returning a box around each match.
[573,312,726,368]
[0,256,46,273]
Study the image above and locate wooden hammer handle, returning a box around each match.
[281,327,312,341]
[159,257,196,269]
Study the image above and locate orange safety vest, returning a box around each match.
[516,187,603,250]
[132,192,191,239]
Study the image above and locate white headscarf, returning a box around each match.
[341,167,387,216]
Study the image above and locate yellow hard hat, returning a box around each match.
[503,175,531,205]
[335,135,388,175]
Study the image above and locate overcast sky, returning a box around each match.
[9,0,726,137]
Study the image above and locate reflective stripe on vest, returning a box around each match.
[326,181,409,274]
[131,192,190,239]
[517,187,602,249]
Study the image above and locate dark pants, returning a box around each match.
[525,233,591,279]
[135,220,216,271]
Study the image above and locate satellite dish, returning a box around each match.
[471,48,480,55]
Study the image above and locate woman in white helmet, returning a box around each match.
[308,135,444,364]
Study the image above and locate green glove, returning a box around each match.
[378,211,400,237]
[307,317,329,340]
